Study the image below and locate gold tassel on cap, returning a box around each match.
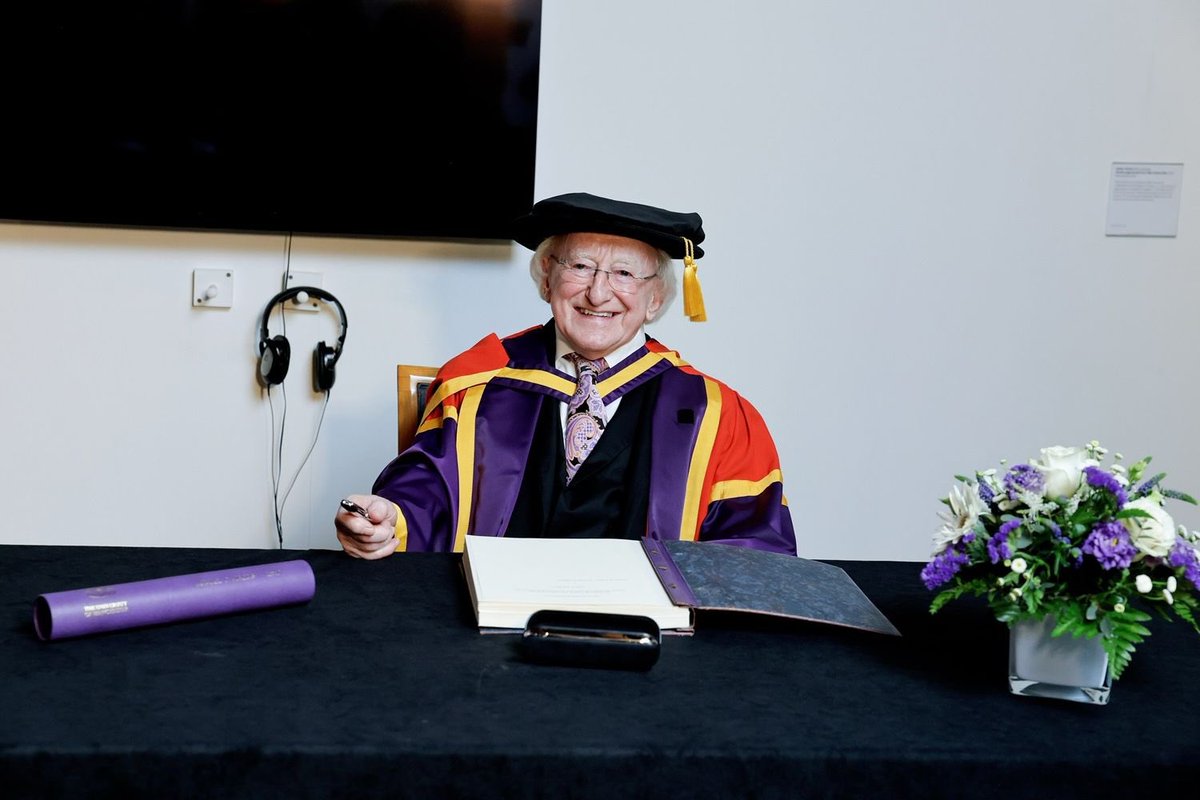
[681,237,707,322]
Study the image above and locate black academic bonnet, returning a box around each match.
[511,192,705,259]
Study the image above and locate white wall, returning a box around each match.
[2,1,1198,560]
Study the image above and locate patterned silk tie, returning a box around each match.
[564,354,608,483]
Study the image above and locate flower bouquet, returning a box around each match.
[922,442,1200,679]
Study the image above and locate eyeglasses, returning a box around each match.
[550,255,658,293]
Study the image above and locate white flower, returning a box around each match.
[1011,558,1028,574]
[1164,589,1175,605]
[1167,576,1178,593]
[1114,602,1126,613]
[1135,574,1153,593]
[1033,445,1097,499]
[1122,497,1177,558]
[933,483,986,552]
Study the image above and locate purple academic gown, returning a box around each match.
[373,323,796,555]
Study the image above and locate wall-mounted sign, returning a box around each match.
[1105,162,1184,237]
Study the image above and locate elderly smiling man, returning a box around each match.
[336,192,796,557]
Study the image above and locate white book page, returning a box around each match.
[463,536,689,627]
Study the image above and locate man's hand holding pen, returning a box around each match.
[335,496,400,559]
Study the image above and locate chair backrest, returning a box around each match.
[396,364,439,453]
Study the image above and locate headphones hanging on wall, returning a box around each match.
[257,286,348,392]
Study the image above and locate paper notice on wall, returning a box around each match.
[1105,162,1184,237]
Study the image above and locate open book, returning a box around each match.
[461,535,899,636]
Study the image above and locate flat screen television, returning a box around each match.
[0,0,541,241]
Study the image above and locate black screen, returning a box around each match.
[0,0,541,240]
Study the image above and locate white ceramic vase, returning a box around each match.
[1008,615,1112,705]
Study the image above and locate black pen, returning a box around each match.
[340,498,371,519]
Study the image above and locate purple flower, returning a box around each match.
[1081,521,1138,569]
[977,480,995,506]
[1084,466,1128,507]
[1168,538,1200,590]
[1135,474,1163,497]
[987,519,1021,564]
[1004,464,1045,499]
[921,548,971,590]
[1044,520,1082,565]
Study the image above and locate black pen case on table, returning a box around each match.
[520,609,661,671]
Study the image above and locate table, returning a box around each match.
[2,545,1197,798]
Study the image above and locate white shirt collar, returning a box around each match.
[553,327,646,377]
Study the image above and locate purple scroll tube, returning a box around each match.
[33,560,316,641]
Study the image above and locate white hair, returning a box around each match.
[528,234,677,322]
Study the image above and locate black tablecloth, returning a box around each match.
[2,545,1197,799]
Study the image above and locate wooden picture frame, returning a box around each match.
[396,364,439,453]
